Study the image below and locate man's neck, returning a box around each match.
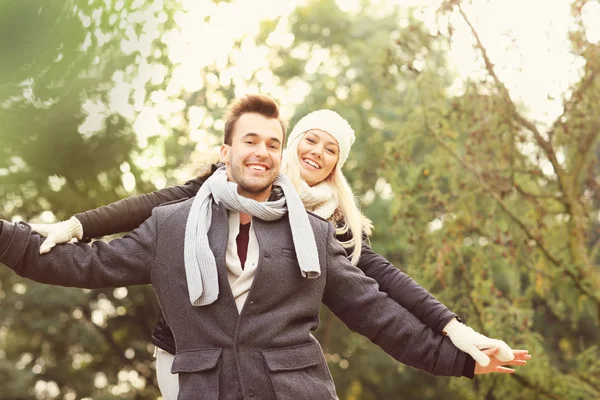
[239,213,251,225]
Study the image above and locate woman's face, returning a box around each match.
[296,129,340,187]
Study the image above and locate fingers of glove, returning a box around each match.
[492,341,515,362]
[475,339,499,351]
[40,232,72,254]
[468,346,491,367]
[39,240,56,254]
[476,340,514,362]
[48,231,73,245]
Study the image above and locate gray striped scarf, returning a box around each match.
[184,167,321,306]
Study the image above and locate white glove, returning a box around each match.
[29,217,84,254]
[443,318,515,367]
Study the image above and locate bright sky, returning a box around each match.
[73,0,600,194]
[118,0,600,139]
[41,0,600,217]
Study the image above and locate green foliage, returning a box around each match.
[258,0,599,398]
[0,1,179,398]
[0,0,175,220]
[1,0,599,398]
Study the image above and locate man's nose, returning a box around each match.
[254,142,268,157]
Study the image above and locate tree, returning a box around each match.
[378,0,600,398]
[257,0,600,398]
[0,1,183,398]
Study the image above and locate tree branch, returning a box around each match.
[452,244,492,333]
[413,76,600,309]
[571,119,600,186]
[571,372,600,395]
[549,66,598,142]
[514,183,565,206]
[455,3,567,192]
[435,127,599,305]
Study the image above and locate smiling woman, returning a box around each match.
[296,129,340,187]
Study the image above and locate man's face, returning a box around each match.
[220,112,284,201]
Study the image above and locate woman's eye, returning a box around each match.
[326,148,336,154]
[306,138,316,144]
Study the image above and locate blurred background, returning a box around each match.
[0,0,599,399]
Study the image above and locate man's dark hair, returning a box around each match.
[223,94,287,145]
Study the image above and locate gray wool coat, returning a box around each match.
[0,199,470,400]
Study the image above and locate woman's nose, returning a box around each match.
[310,147,322,158]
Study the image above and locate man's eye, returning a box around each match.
[269,145,279,150]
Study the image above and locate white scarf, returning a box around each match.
[183,167,321,306]
[298,180,337,220]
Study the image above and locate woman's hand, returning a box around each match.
[474,347,531,375]
[29,217,83,254]
[443,318,514,366]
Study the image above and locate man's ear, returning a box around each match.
[219,144,230,164]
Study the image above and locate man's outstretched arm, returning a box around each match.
[322,223,474,377]
[0,214,157,289]
[323,225,530,377]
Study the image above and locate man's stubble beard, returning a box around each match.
[230,160,277,195]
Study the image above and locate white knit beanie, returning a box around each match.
[286,109,355,168]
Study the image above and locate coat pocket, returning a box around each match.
[262,342,338,400]
[172,348,222,400]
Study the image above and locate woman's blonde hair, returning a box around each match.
[282,134,372,265]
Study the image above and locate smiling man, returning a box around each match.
[221,103,284,203]
[1,95,486,399]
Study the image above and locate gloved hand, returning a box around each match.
[29,217,83,254]
[443,318,515,367]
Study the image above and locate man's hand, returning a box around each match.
[29,217,83,254]
[474,347,531,374]
[443,318,515,367]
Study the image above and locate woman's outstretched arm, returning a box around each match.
[357,242,455,333]
[77,178,198,240]
[356,242,514,366]
[77,164,219,240]
[30,164,220,251]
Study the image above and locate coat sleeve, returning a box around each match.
[323,225,471,377]
[75,165,219,241]
[357,242,457,333]
[0,213,157,288]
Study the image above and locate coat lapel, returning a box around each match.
[207,202,239,311]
